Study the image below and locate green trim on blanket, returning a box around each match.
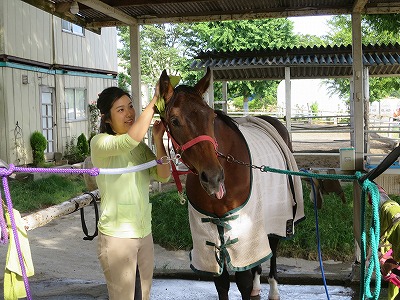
[189,248,273,275]
[226,252,272,272]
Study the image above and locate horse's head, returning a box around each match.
[158,68,225,199]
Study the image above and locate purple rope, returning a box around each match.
[1,176,32,300]
[0,164,100,300]
[0,162,157,299]
[4,164,100,176]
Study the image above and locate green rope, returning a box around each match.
[361,179,381,300]
[262,166,359,181]
[261,166,381,299]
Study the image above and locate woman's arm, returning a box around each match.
[152,120,171,179]
[128,82,159,143]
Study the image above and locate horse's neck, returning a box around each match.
[215,117,250,165]
[215,117,251,205]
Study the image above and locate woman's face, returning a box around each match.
[107,95,135,134]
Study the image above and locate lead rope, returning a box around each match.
[361,179,381,300]
[301,168,331,300]
[0,158,169,299]
[261,166,381,300]
[215,149,382,299]
[1,171,32,300]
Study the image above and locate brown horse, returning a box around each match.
[158,68,304,300]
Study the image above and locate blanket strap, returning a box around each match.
[201,215,239,230]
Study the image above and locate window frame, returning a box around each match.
[65,88,87,122]
[61,20,85,36]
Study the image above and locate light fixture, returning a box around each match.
[70,1,79,15]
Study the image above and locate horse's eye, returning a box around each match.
[170,117,180,127]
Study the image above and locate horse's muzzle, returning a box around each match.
[199,168,225,199]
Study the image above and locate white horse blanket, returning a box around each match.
[189,116,305,275]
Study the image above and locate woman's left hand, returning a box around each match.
[152,120,165,142]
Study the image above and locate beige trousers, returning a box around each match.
[98,233,154,300]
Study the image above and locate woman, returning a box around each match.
[90,85,170,300]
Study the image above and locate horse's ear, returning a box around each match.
[159,69,174,104]
[194,67,211,95]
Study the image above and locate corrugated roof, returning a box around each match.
[190,43,400,80]
[21,0,400,31]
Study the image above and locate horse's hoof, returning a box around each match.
[250,289,260,297]
[250,295,261,300]
[268,296,280,300]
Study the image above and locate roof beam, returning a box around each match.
[138,9,350,25]
[353,0,368,13]
[77,0,137,25]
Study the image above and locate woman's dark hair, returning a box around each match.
[97,87,131,135]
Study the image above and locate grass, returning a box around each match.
[151,182,400,262]
[3,175,399,262]
[151,191,192,250]
[2,175,87,213]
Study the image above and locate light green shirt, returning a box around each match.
[91,133,169,238]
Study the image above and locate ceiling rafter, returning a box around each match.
[77,0,137,25]
[353,0,369,12]
[20,1,400,29]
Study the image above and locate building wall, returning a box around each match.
[2,0,118,71]
[54,20,118,71]
[0,66,116,165]
[0,0,118,165]
[2,0,53,63]
[1,67,55,165]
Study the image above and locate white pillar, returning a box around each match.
[222,81,228,113]
[208,69,214,109]
[351,13,364,170]
[129,24,141,115]
[351,12,364,276]
[285,67,292,137]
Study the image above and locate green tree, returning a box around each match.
[324,15,400,102]
[118,24,187,88]
[117,19,299,110]
[181,19,297,109]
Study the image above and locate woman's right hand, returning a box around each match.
[150,81,160,105]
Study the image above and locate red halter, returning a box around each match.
[168,133,218,154]
[164,128,219,198]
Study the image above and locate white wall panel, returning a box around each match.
[58,27,117,72]
[4,0,52,64]
[0,0,5,54]
[1,0,118,164]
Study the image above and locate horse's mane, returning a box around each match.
[214,110,242,135]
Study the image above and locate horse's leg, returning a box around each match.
[250,265,262,297]
[235,269,253,300]
[268,236,280,300]
[213,265,230,300]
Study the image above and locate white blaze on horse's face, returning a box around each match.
[159,69,226,199]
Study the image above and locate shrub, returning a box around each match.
[30,131,47,166]
[77,133,89,157]
[88,102,100,137]
[64,134,90,164]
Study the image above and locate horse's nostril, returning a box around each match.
[200,171,209,183]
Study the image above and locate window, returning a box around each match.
[62,20,84,36]
[65,88,87,121]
